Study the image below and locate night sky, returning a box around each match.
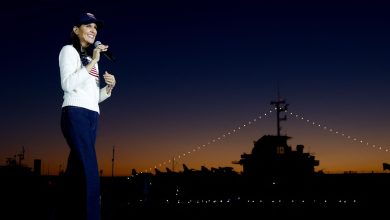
[1,0,390,176]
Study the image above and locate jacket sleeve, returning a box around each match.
[99,86,112,103]
[59,45,90,92]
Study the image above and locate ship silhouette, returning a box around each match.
[1,96,390,220]
[235,95,319,178]
[120,96,390,219]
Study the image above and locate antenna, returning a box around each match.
[270,86,289,136]
[172,156,175,172]
[111,145,115,177]
[17,146,25,166]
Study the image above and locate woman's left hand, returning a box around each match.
[103,71,116,93]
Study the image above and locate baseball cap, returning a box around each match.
[76,12,103,29]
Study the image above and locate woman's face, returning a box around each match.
[73,23,98,48]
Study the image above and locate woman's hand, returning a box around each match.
[103,71,116,94]
[92,43,109,62]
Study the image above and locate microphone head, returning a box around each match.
[93,41,115,62]
[94,41,102,47]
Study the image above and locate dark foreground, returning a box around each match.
[1,173,389,219]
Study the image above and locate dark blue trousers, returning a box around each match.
[61,106,100,220]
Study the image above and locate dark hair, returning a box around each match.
[69,29,93,58]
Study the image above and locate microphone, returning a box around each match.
[94,41,115,61]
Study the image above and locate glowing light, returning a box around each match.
[144,108,389,174]
[142,109,273,173]
[287,110,389,153]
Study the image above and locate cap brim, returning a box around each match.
[79,19,104,29]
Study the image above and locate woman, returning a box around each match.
[58,12,116,220]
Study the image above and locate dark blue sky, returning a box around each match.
[1,0,390,175]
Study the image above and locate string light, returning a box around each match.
[126,197,362,208]
[139,107,388,174]
[286,110,389,153]
[141,110,274,173]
